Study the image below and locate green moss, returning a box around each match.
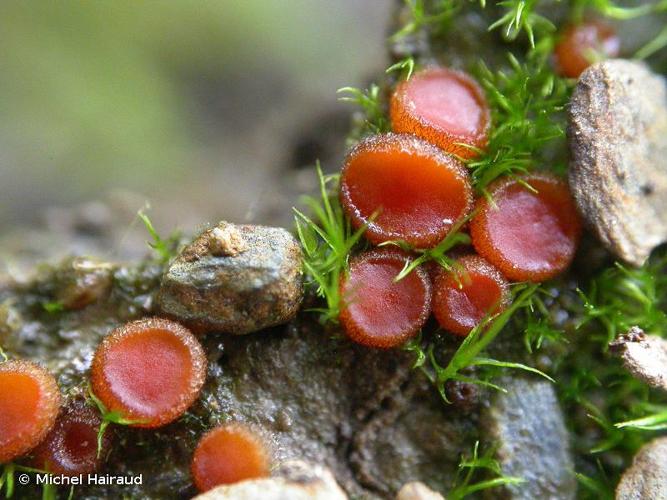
[553,253,667,495]
[448,441,525,499]
[294,163,368,323]
[137,208,181,265]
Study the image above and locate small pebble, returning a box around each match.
[396,481,444,500]
[616,436,667,500]
[568,59,667,266]
[157,221,303,334]
[54,257,114,310]
[193,460,348,500]
[610,326,667,391]
[483,377,576,499]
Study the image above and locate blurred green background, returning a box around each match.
[0,1,390,241]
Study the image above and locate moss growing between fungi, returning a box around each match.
[191,424,270,492]
[433,255,511,336]
[30,399,110,475]
[339,248,432,349]
[390,67,490,159]
[0,360,61,464]
[1,0,664,497]
[340,133,473,248]
[91,317,207,428]
[554,21,620,78]
[470,173,582,282]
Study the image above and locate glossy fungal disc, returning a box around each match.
[340,133,473,248]
[31,399,110,475]
[0,360,61,463]
[191,424,270,492]
[554,21,620,78]
[390,67,490,159]
[433,255,511,336]
[470,173,582,282]
[91,317,207,428]
[339,248,432,349]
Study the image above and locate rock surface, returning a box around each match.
[483,377,576,500]
[193,460,348,500]
[616,436,667,500]
[1,255,475,499]
[610,326,667,391]
[156,222,304,334]
[568,59,667,266]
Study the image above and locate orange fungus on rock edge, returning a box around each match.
[191,423,270,492]
[339,248,432,349]
[433,255,511,336]
[91,317,207,428]
[390,67,490,159]
[470,173,582,283]
[340,133,473,248]
[0,360,61,464]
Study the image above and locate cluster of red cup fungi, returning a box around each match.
[339,55,585,348]
[0,18,617,494]
[0,318,270,493]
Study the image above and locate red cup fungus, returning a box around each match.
[191,423,270,492]
[390,67,490,159]
[340,133,473,248]
[554,21,620,78]
[339,248,432,349]
[31,399,110,475]
[433,255,511,336]
[470,173,582,282]
[91,317,207,428]
[0,360,61,464]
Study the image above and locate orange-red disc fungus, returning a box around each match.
[554,21,620,78]
[191,423,270,492]
[91,317,207,428]
[470,173,582,283]
[390,67,490,159]
[433,255,511,336]
[31,399,109,475]
[340,133,473,248]
[0,360,61,464]
[339,248,432,349]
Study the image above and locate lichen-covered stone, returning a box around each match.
[483,377,576,499]
[616,436,667,500]
[568,59,667,266]
[610,326,667,391]
[156,221,304,334]
[193,461,348,500]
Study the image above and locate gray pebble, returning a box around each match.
[156,221,303,334]
[483,377,576,499]
[568,59,667,266]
